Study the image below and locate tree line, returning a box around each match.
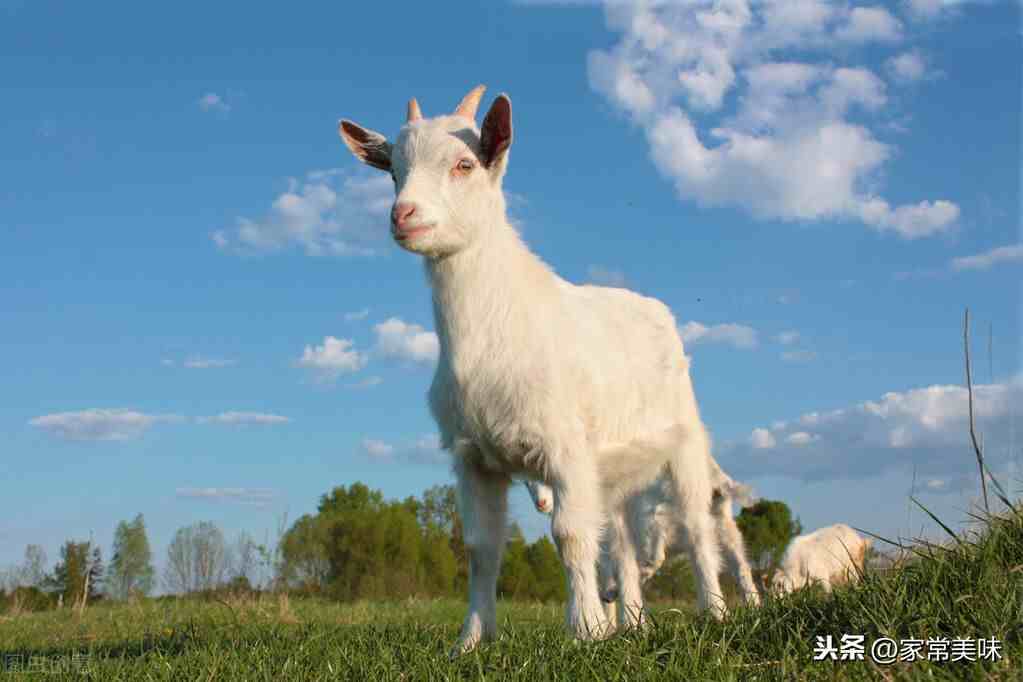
[0,482,802,611]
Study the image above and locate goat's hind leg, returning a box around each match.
[668,452,727,618]
[549,458,612,641]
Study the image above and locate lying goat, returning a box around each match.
[770,524,871,594]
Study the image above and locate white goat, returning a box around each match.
[339,85,725,655]
[770,524,871,594]
[526,458,761,627]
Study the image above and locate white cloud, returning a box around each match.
[182,356,236,369]
[214,169,392,257]
[373,318,440,365]
[410,433,448,464]
[198,93,230,114]
[786,431,820,446]
[586,265,627,287]
[750,427,776,449]
[905,0,940,18]
[346,376,383,390]
[360,434,447,464]
[782,349,818,362]
[344,308,371,322]
[858,197,960,239]
[721,376,1023,482]
[361,438,395,459]
[679,321,758,349]
[775,330,800,345]
[887,50,928,82]
[196,412,290,426]
[176,488,276,507]
[30,408,293,440]
[414,433,442,452]
[585,1,959,238]
[834,6,903,43]
[904,0,944,20]
[29,408,183,442]
[951,244,1023,271]
[296,336,368,382]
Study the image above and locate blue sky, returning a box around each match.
[2,0,1020,581]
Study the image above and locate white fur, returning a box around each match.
[525,478,553,513]
[527,458,761,628]
[340,86,725,655]
[771,524,871,594]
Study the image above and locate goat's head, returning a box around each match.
[524,480,553,514]
[596,544,619,605]
[768,569,795,595]
[338,85,513,258]
[634,516,668,584]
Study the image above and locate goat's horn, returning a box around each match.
[453,84,486,120]
[407,98,422,123]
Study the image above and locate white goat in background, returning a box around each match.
[339,85,725,655]
[526,458,761,627]
[770,523,871,594]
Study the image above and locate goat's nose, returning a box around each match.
[391,201,417,229]
[600,588,619,604]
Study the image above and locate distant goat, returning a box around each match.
[526,458,761,627]
[340,85,725,655]
[770,524,871,594]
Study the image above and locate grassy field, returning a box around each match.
[2,504,1020,680]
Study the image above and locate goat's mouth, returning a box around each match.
[599,590,618,604]
[393,224,434,242]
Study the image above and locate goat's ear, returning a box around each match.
[479,94,512,171]
[338,119,392,171]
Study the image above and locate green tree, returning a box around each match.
[279,514,332,593]
[736,499,803,576]
[109,514,155,599]
[87,545,104,600]
[420,525,457,596]
[50,541,102,605]
[380,504,423,596]
[644,557,697,602]
[525,536,566,602]
[318,483,385,516]
[327,505,386,599]
[325,500,424,601]
[418,484,459,534]
[498,523,535,600]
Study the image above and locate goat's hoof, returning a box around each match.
[450,619,496,658]
[569,614,614,642]
[449,634,482,658]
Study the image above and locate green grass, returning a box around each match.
[2,504,1020,680]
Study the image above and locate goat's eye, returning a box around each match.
[455,159,474,173]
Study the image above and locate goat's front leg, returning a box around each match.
[549,459,611,641]
[450,450,511,656]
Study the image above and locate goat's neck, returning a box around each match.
[426,216,553,358]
